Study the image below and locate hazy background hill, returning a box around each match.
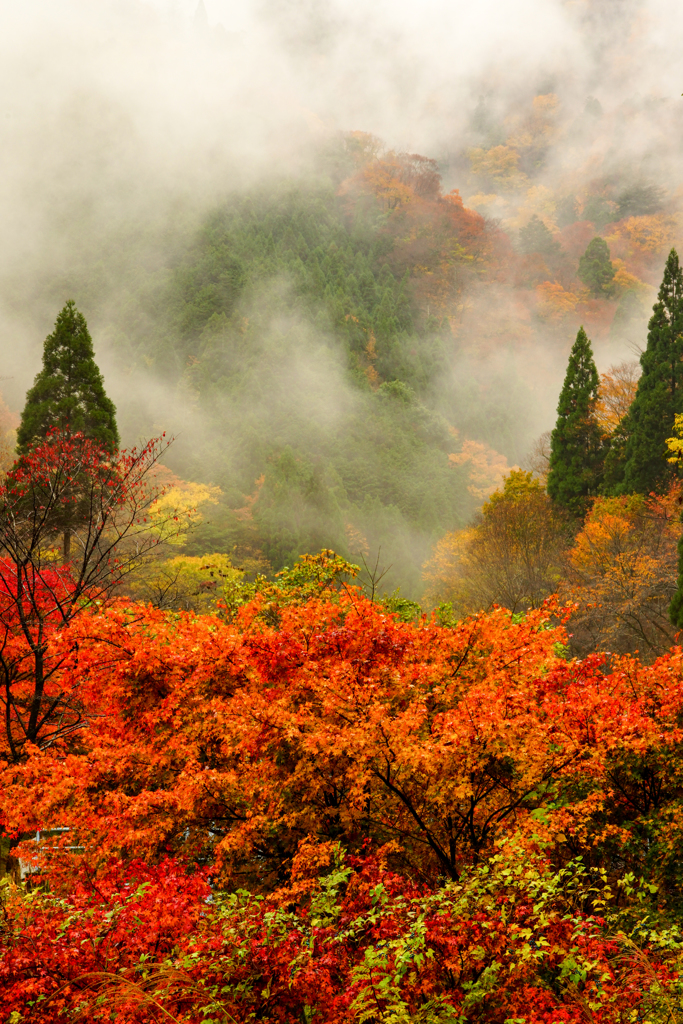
[1,0,682,594]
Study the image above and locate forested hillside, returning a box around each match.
[5,2,683,1020]
[90,104,679,594]
[96,142,507,592]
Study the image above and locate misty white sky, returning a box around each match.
[148,0,574,40]
[147,0,254,30]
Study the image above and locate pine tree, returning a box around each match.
[17,301,119,559]
[618,249,683,495]
[519,215,563,260]
[547,327,604,516]
[577,237,615,295]
[17,301,119,455]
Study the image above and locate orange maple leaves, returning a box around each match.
[2,577,680,895]
[3,554,683,1020]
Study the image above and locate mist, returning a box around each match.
[1,0,682,595]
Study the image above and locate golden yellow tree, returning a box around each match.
[423,470,567,614]
[561,487,682,659]
[594,361,641,433]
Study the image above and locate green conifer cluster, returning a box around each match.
[162,188,418,386]
[548,249,683,626]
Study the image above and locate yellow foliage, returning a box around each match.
[607,214,677,257]
[421,528,478,608]
[562,489,681,659]
[595,361,640,433]
[0,390,18,480]
[666,412,683,465]
[423,470,567,614]
[149,479,221,546]
[448,438,514,501]
[536,281,579,321]
[468,145,522,184]
[532,93,560,116]
[505,94,560,151]
[0,431,15,480]
[129,552,247,615]
[482,468,544,516]
[510,185,558,231]
[344,130,383,167]
[611,260,649,296]
[339,156,414,211]
[569,496,645,575]
[464,193,499,207]
[465,193,510,220]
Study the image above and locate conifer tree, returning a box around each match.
[17,301,119,455]
[669,533,683,630]
[618,249,683,495]
[547,327,604,516]
[16,301,119,559]
[578,237,615,296]
[519,214,563,260]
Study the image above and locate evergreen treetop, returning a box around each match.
[577,236,615,296]
[518,215,563,259]
[619,249,683,495]
[17,301,119,455]
[547,326,604,516]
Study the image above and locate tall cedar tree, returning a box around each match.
[619,249,683,495]
[17,301,119,455]
[16,302,119,558]
[547,327,603,516]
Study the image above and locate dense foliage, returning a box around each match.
[4,68,683,1020]
[40,94,669,598]
[108,152,504,593]
[3,543,683,1020]
[423,470,567,615]
[0,429,173,761]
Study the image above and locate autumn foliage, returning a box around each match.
[2,539,683,1019]
[560,485,682,658]
[0,428,173,763]
[2,439,683,1019]
[3,841,680,1024]
[338,145,496,319]
[5,77,683,1021]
